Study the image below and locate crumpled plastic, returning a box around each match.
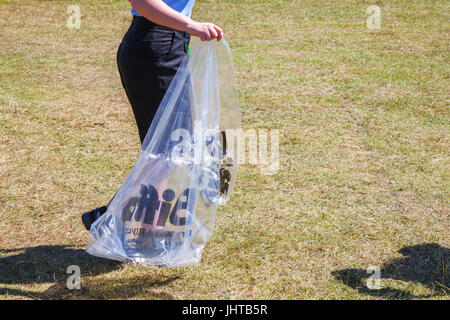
[86,38,241,267]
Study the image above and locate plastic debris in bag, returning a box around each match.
[86,38,241,267]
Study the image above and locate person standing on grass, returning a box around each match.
[81,0,223,230]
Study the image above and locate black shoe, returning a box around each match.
[82,206,108,231]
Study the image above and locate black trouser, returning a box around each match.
[117,16,191,144]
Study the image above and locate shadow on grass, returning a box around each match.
[0,245,178,299]
[332,243,449,299]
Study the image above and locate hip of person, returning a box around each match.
[120,16,190,65]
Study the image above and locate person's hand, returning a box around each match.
[186,21,223,41]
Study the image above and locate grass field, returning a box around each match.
[0,0,448,299]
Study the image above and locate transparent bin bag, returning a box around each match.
[86,38,241,267]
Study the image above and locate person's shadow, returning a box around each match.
[332,243,449,299]
[0,245,178,299]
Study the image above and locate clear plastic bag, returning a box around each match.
[86,38,241,267]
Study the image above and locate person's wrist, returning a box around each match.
[184,19,199,35]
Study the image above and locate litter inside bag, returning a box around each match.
[86,38,241,267]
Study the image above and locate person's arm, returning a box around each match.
[129,0,223,41]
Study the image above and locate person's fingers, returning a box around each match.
[213,25,223,41]
[201,25,209,41]
[209,25,218,41]
[198,29,205,41]
[191,22,223,41]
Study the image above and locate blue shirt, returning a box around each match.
[131,0,195,17]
